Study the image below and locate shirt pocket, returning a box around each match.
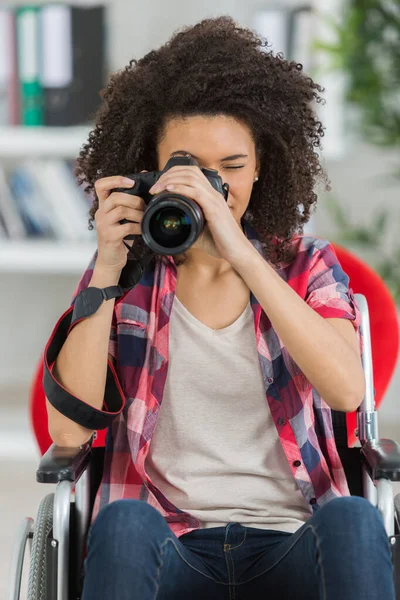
[116,317,148,368]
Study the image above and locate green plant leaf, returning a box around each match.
[314,0,400,177]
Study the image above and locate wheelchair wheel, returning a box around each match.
[27,493,54,600]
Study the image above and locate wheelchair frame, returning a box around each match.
[8,294,400,600]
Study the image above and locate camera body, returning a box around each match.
[112,155,229,255]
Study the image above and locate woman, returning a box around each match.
[45,15,394,600]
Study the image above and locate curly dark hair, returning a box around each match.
[75,15,331,272]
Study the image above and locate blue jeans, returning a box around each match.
[81,495,395,599]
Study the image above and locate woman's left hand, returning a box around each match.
[148,165,254,265]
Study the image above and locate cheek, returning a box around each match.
[229,179,253,208]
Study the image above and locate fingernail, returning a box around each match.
[123,177,134,185]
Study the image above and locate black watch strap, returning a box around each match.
[71,285,125,327]
[43,252,154,431]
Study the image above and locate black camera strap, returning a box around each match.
[43,251,155,432]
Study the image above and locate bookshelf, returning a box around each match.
[0,2,106,279]
[0,239,96,273]
[0,126,91,158]
[0,125,96,273]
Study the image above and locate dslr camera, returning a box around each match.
[112,155,229,255]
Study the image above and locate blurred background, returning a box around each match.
[1,0,399,597]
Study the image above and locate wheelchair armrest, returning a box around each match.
[360,438,400,482]
[36,438,93,484]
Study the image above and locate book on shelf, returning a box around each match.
[0,164,25,239]
[0,3,106,127]
[0,205,8,238]
[0,159,96,242]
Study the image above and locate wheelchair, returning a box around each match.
[7,247,400,599]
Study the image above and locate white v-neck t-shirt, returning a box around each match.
[144,296,311,533]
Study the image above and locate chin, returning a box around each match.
[189,228,222,259]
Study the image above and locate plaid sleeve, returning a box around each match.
[70,249,118,360]
[305,239,362,350]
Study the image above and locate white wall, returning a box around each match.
[1,271,81,386]
[106,0,304,73]
[2,0,399,429]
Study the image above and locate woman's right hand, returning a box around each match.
[94,174,146,272]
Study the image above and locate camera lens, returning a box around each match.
[149,207,192,248]
[142,192,205,254]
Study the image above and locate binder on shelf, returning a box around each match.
[16,5,44,126]
[70,4,106,124]
[39,4,106,126]
[0,7,20,125]
[9,9,20,126]
[39,4,73,127]
[0,8,10,125]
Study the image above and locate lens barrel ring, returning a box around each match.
[141,191,205,255]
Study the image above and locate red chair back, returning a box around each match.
[332,243,399,446]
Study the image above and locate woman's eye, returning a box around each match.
[223,166,244,170]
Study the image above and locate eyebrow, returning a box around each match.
[170,150,248,161]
